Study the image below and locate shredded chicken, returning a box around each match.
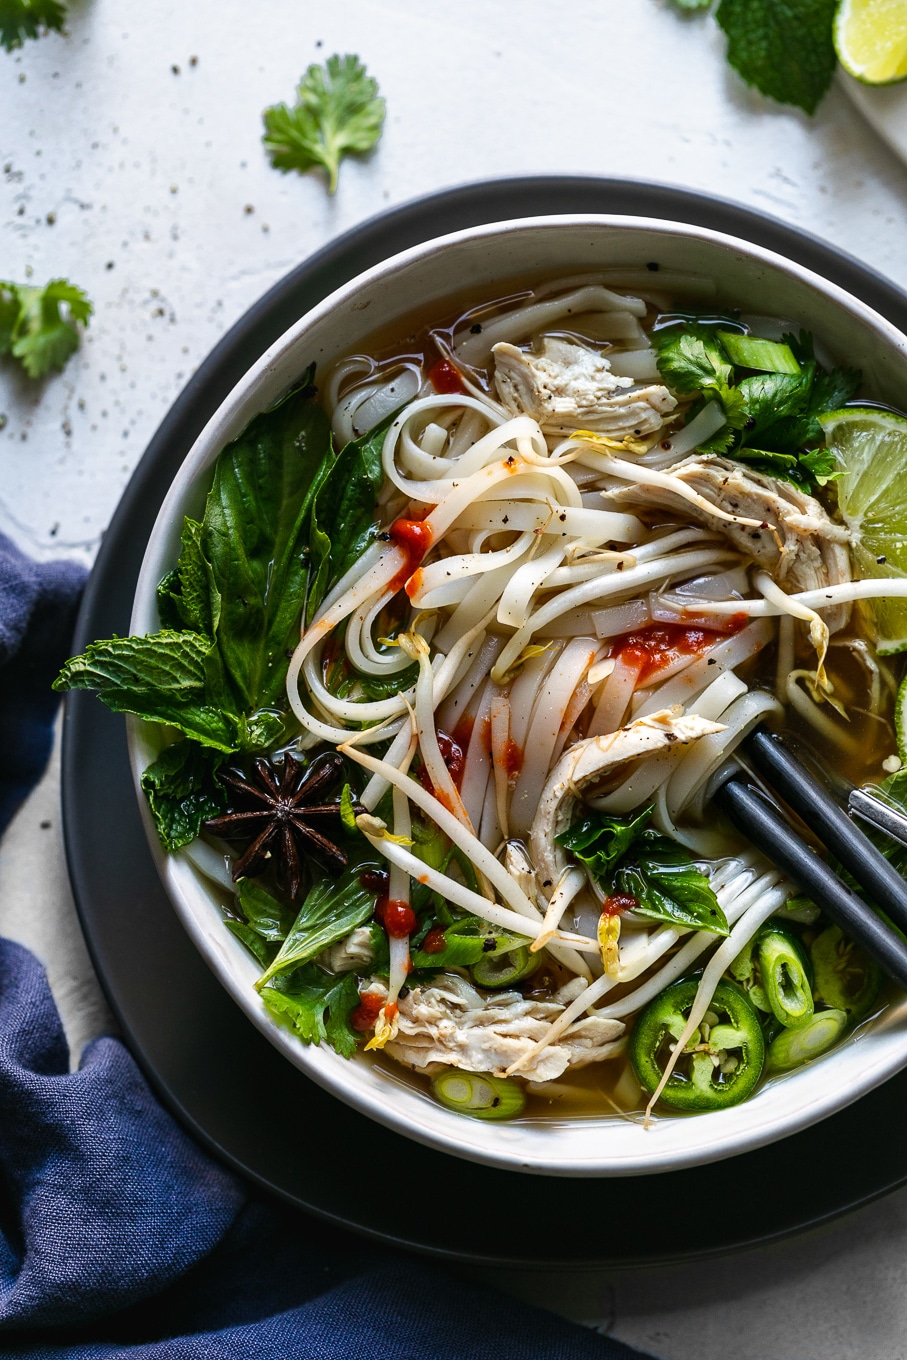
[492,337,676,437]
[608,454,852,632]
[319,926,375,974]
[530,708,724,892]
[383,972,625,1082]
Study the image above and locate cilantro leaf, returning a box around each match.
[0,278,91,378]
[262,54,385,195]
[652,323,733,396]
[261,964,361,1057]
[140,740,226,852]
[0,0,66,51]
[715,0,837,116]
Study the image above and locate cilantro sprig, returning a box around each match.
[0,0,66,52]
[0,278,92,379]
[652,321,859,491]
[669,0,839,116]
[262,54,385,195]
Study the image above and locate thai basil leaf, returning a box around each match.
[140,740,226,852]
[256,862,378,987]
[304,411,396,624]
[614,831,729,935]
[261,964,360,1057]
[201,372,331,710]
[238,879,298,942]
[53,631,241,751]
[556,803,654,881]
[357,661,420,700]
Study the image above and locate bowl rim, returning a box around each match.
[127,211,907,1176]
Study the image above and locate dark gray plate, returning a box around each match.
[61,177,907,1268]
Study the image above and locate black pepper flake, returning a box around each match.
[707,658,717,665]
[482,938,496,953]
[646,262,659,272]
[878,555,887,564]
[470,322,482,334]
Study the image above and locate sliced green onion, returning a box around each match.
[717,331,801,375]
[430,1070,526,1120]
[766,1009,848,1072]
[471,944,541,989]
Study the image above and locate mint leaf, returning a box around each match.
[262,54,385,194]
[0,0,66,51]
[261,964,361,1056]
[225,879,299,964]
[715,0,837,116]
[53,630,240,751]
[140,740,226,852]
[0,278,91,378]
[256,863,378,988]
[201,373,331,711]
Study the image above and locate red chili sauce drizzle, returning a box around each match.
[360,868,390,895]
[421,926,447,955]
[427,357,466,394]
[418,729,466,794]
[602,893,638,918]
[500,738,523,782]
[351,991,385,1032]
[389,517,434,597]
[613,617,747,685]
[375,896,418,939]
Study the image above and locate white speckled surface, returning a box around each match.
[4,2,907,1354]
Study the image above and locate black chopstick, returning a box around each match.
[744,728,907,938]
[712,773,907,992]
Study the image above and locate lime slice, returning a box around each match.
[820,407,907,654]
[834,0,907,84]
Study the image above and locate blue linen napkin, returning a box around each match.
[0,530,652,1359]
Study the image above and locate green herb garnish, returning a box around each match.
[262,54,385,195]
[557,804,729,934]
[0,278,91,378]
[652,322,859,490]
[0,0,66,52]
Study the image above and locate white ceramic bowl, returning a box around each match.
[128,215,907,1176]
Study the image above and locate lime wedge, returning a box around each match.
[834,0,907,84]
[820,407,907,654]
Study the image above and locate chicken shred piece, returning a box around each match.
[492,337,676,438]
[382,973,625,1082]
[607,454,852,632]
[530,708,724,892]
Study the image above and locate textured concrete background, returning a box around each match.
[3,2,907,1354]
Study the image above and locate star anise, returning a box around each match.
[204,751,360,899]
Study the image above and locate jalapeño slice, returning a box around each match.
[811,925,885,1021]
[630,978,765,1111]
